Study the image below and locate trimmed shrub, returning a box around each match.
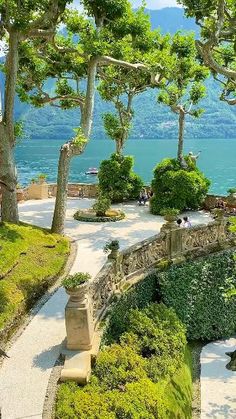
[104,273,158,344]
[158,250,236,340]
[121,303,187,381]
[94,344,147,390]
[92,194,111,216]
[98,153,143,203]
[150,156,210,214]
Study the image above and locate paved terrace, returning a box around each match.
[0,198,213,418]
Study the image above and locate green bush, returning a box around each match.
[158,250,236,340]
[150,156,210,214]
[98,153,143,203]
[104,273,158,344]
[92,194,111,216]
[94,344,147,390]
[121,303,186,382]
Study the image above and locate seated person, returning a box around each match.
[138,189,148,205]
[216,198,226,210]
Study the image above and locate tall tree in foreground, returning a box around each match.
[0,0,69,223]
[178,0,236,105]
[157,33,209,161]
[19,3,163,233]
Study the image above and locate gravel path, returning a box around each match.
[0,198,211,419]
[201,338,236,419]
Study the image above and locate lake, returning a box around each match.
[15,138,236,195]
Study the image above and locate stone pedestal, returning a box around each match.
[27,183,49,199]
[65,285,94,351]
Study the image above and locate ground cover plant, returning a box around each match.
[150,156,210,214]
[158,250,236,340]
[0,223,69,335]
[56,299,192,418]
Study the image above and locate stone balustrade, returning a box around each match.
[62,215,235,382]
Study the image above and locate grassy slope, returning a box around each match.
[0,222,69,333]
[158,347,193,418]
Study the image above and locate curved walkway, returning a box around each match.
[0,199,211,419]
[201,337,236,418]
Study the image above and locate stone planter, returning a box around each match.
[27,182,49,199]
[164,214,177,223]
[65,283,94,351]
[16,189,24,202]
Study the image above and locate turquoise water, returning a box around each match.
[15,138,236,195]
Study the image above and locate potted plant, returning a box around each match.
[31,178,36,184]
[160,208,179,223]
[104,239,120,259]
[38,173,47,184]
[62,272,91,300]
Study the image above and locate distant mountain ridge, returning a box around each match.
[2,7,235,141]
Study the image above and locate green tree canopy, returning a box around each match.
[157,32,209,160]
[178,0,236,104]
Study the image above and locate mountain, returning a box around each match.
[3,8,236,141]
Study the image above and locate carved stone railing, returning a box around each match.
[89,217,235,324]
[61,216,235,383]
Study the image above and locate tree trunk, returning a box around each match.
[81,57,98,138]
[0,126,18,222]
[51,58,98,234]
[115,139,123,154]
[177,110,185,160]
[51,144,72,234]
[0,30,19,223]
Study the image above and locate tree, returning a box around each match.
[157,33,209,161]
[178,0,236,104]
[18,2,162,234]
[97,10,165,154]
[0,0,69,223]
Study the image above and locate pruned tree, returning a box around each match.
[18,2,163,234]
[0,0,70,223]
[178,0,236,104]
[157,33,209,161]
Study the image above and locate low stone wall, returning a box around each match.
[89,216,235,324]
[48,183,98,199]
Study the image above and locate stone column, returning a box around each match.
[65,284,94,351]
[162,220,183,261]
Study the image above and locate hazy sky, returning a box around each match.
[73,1,181,10]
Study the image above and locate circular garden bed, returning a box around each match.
[74,209,125,222]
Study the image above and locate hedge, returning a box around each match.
[158,250,236,340]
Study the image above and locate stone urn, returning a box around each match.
[164,214,177,223]
[65,282,89,303]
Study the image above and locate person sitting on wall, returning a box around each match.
[138,189,148,205]
[176,218,183,227]
[183,216,192,228]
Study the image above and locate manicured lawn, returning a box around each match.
[0,222,70,334]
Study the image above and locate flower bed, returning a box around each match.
[74,208,125,222]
